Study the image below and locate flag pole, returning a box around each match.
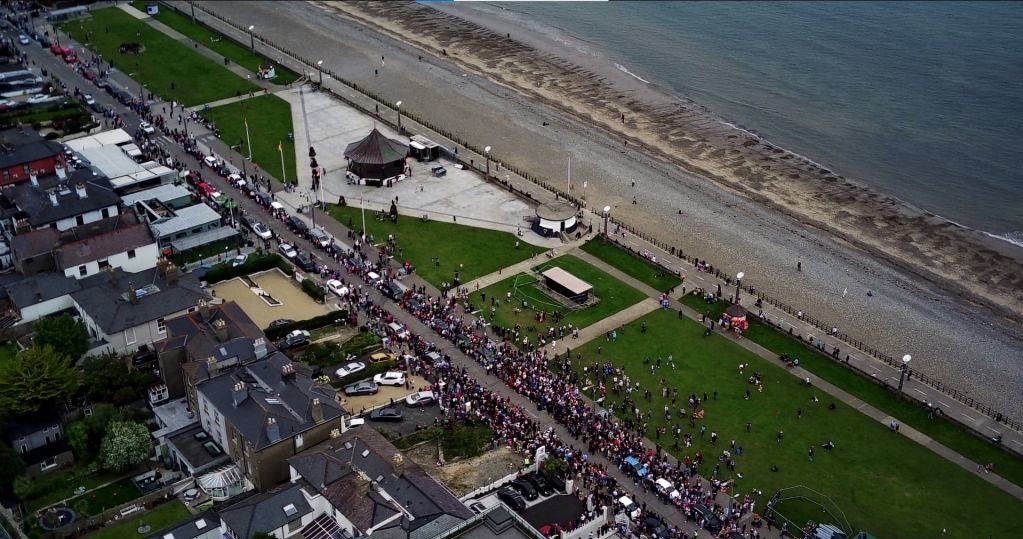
[244,117,253,161]
[567,157,571,194]
[361,196,366,241]
[278,141,286,183]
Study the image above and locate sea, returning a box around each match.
[486,1,1023,247]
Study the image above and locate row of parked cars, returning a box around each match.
[495,471,567,511]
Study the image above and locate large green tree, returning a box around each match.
[0,442,24,495]
[99,421,151,472]
[0,345,79,415]
[80,355,156,404]
[34,315,89,363]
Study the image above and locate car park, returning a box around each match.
[295,252,318,273]
[231,254,248,267]
[279,243,298,259]
[368,407,403,422]
[344,380,379,396]
[326,279,349,297]
[140,121,155,134]
[373,371,406,386]
[309,227,331,247]
[279,329,310,350]
[405,391,435,407]
[496,488,526,511]
[335,361,366,378]
[510,478,538,501]
[252,222,272,240]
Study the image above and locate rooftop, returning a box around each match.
[5,271,81,308]
[4,169,121,227]
[70,266,208,335]
[120,183,193,208]
[56,218,154,268]
[219,483,313,539]
[166,424,230,473]
[63,128,133,151]
[144,510,221,539]
[152,397,198,440]
[161,302,267,365]
[541,267,593,295]
[0,127,64,170]
[151,203,222,238]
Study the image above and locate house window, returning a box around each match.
[98,260,110,270]
[294,434,303,450]
[78,265,88,277]
[101,208,110,219]
[125,327,137,346]
[2,170,9,180]
[191,227,203,234]
[40,458,57,471]
[127,249,137,259]
[188,307,197,313]
[157,318,166,334]
[76,215,85,226]
[287,519,302,533]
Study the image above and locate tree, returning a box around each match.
[34,315,89,363]
[65,420,92,461]
[80,355,132,400]
[99,421,150,472]
[0,442,24,495]
[0,345,79,415]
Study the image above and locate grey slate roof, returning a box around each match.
[4,169,120,227]
[5,271,81,308]
[196,352,346,451]
[219,483,312,539]
[56,220,154,267]
[144,510,220,539]
[288,429,472,538]
[0,127,64,170]
[70,267,208,334]
[9,226,60,260]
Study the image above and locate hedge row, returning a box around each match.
[202,253,292,284]
[263,310,351,341]
[301,278,327,302]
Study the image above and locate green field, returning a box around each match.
[580,238,682,291]
[467,255,647,337]
[60,8,256,106]
[67,478,140,518]
[327,204,547,288]
[679,293,1023,490]
[20,465,124,514]
[137,2,300,84]
[564,308,1023,538]
[85,501,190,539]
[200,94,296,183]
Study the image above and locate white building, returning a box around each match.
[57,218,159,279]
[4,169,121,233]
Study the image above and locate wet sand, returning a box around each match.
[187,1,1023,419]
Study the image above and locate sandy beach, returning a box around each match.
[186,1,1023,419]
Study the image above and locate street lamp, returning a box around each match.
[247,25,255,53]
[735,272,744,304]
[603,205,611,236]
[190,1,196,23]
[316,60,323,85]
[484,146,491,179]
[898,354,911,391]
[395,100,402,131]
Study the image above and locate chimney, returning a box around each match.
[75,182,87,199]
[105,264,117,285]
[127,282,138,304]
[198,299,210,321]
[253,337,268,359]
[391,452,405,475]
[55,166,66,180]
[30,173,38,186]
[265,417,281,442]
[330,428,341,439]
[48,190,58,207]
[231,381,248,406]
[165,262,179,284]
[211,318,228,342]
[311,398,324,423]
[206,356,218,377]
[281,362,296,381]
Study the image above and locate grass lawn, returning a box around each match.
[60,8,256,106]
[135,2,300,85]
[467,255,647,336]
[67,478,140,517]
[200,94,296,183]
[327,204,547,288]
[0,341,16,366]
[169,236,244,267]
[680,293,1023,490]
[85,501,190,539]
[22,466,124,514]
[580,238,682,292]
[563,308,1023,538]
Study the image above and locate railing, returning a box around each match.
[165,1,1021,433]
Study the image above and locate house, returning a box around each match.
[3,271,82,322]
[219,484,315,539]
[145,510,222,539]
[4,413,74,478]
[288,428,474,539]
[63,128,176,193]
[0,127,66,187]
[121,183,194,210]
[2,169,121,232]
[134,197,233,252]
[193,353,347,491]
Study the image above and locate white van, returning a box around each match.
[618,495,641,520]
[654,477,681,501]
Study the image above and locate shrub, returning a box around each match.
[338,331,382,357]
[301,278,326,302]
[201,253,293,284]
[394,426,442,450]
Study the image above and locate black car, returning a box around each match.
[544,473,567,493]
[268,318,295,330]
[692,505,723,534]
[344,381,379,396]
[287,216,308,235]
[89,101,106,114]
[497,488,526,511]
[278,330,310,350]
[368,407,403,422]
[510,478,538,501]
[643,516,670,539]
[382,281,403,300]
[523,473,553,497]
[295,253,318,273]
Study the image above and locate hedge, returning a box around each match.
[339,331,382,357]
[202,253,292,284]
[263,310,352,341]
[301,278,327,302]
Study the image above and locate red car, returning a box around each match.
[49,43,63,55]
[63,51,77,64]
[196,182,216,197]
[82,70,96,81]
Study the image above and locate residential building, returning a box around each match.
[219,484,315,539]
[121,183,194,210]
[2,169,121,232]
[63,128,176,193]
[193,353,346,491]
[134,197,232,252]
[3,271,82,322]
[4,413,74,478]
[144,510,222,539]
[0,127,65,187]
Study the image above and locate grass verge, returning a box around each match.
[200,94,296,183]
[580,238,682,291]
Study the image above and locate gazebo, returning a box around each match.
[344,128,408,186]
[536,201,578,235]
[724,304,749,333]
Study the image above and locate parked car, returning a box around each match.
[278,243,298,259]
[496,488,526,511]
[344,380,379,397]
[231,254,248,267]
[326,279,349,297]
[369,352,396,364]
[643,516,670,539]
[692,505,722,534]
[94,78,110,90]
[89,101,106,114]
[544,473,567,493]
[279,329,310,350]
[268,319,295,329]
[286,216,308,235]
[368,407,403,422]
[252,222,272,240]
[27,93,53,104]
[431,165,447,177]
[309,227,331,247]
[373,371,406,386]
[654,477,681,501]
[405,391,435,407]
[294,252,317,273]
[139,121,155,134]
[17,34,29,45]
[335,361,366,378]
[618,495,641,520]
[82,70,96,81]
[469,501,486,514]
[510,478,538,501]
[203,155,221,168]
[523,473,553,497]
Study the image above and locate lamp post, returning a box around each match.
[603,205,611,236]
[735,272,744,304]
[395,100,402,132]
[898,354,911,391]
[190,1,195,23]
[316,60,323,85]
[484,146,491,179]
[247,25,255,53]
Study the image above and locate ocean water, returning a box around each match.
[498,1,1023,246]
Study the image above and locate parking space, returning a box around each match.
[366,401,445,437]
[520,494,586,529]
[338,374,429,415]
